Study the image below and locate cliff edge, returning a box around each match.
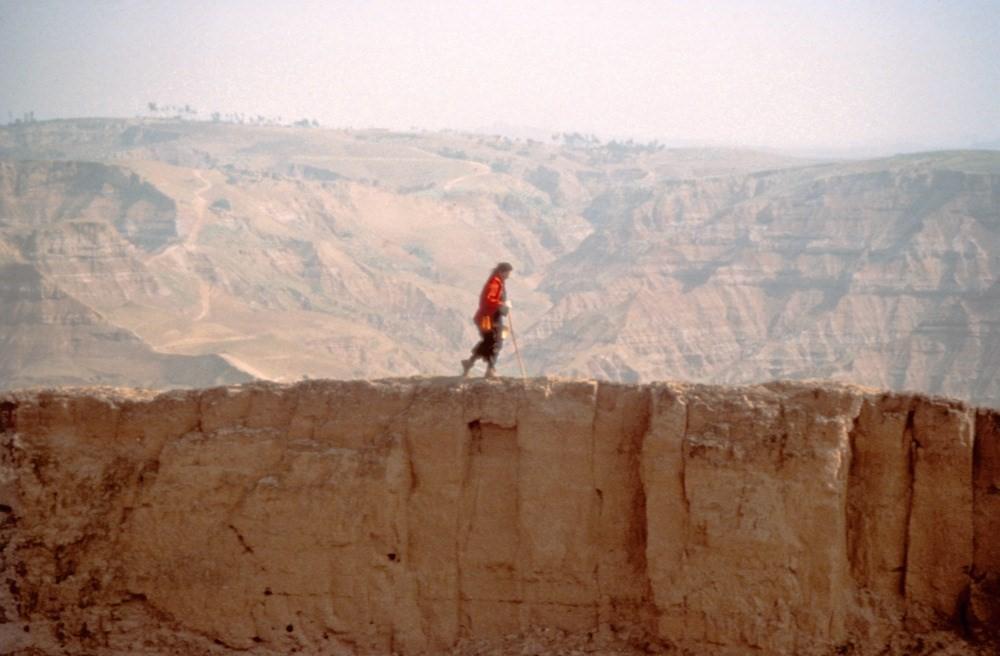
[1,378,998,655]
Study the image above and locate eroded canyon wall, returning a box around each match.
[0,378,997,655]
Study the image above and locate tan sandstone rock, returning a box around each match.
[0,378,997,655]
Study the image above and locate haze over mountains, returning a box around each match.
[1,118,998,407]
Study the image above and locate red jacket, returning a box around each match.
[474,274,505,325]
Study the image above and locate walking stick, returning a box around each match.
[507,309,528,381]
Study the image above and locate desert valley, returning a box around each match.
[1,118,997,408]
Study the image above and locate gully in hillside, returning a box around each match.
[462,262,513,379]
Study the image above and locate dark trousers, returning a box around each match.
[472,319,503,366]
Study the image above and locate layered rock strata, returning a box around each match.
[0,378,997,655]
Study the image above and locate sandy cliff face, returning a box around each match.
[1,378,997,655]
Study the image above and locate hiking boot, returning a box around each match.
[484,366,497,379]
[460,358,474,377]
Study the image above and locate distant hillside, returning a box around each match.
[0,260,248,389]
[529,153,1000,407]
[0,119,997,407]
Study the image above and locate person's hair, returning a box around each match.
[494,261,513,274]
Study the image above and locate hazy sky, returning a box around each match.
[1,0,998,152]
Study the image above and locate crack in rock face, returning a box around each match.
[0,378,997,655]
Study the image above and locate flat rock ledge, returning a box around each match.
[1,377,998,655]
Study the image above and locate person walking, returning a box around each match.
[461,262,513,378]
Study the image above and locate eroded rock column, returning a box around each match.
[905,399,975,630]
[972,408,1000,639]
[643,384,860,654]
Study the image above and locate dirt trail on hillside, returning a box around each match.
[192,275,211,321]
[443,161,491,191]
[146,170,213,264]
[143,170,214,322]
[186,170,214,323]
[185,170,213,246]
